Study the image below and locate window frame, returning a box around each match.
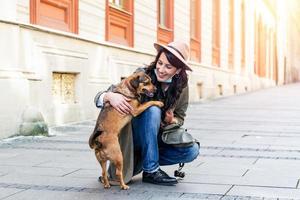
[212,0,221,67]
[105,0,134,47]
[190,0,201,62]
[30,0,78,34]
[228,0,234,69]
[157,0,174,44]
[241,0,245,68]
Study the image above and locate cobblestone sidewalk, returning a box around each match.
[1,83,300,199]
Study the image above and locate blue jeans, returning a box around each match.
[132,106,200,173]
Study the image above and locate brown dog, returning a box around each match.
[89,70,164,190]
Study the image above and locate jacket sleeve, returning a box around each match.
[94,85,116,108]
[173,86,189,126]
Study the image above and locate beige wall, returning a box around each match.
[0,0,292,138]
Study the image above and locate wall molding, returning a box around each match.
[0,19,154,57]
[0,68,41,81]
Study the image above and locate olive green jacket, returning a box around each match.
[93,85,189,184]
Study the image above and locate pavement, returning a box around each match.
[1,83,300,200]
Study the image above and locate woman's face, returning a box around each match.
[155,52,181,82]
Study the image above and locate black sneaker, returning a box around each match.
[142,168,178,186]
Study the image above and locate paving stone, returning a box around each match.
[191,162,249,177]
[1,189,106,200]
[0,165,81,178]
[133,180,231,195]
[0,188,24,199]
[182,193,223,199]
[227,185,300,199]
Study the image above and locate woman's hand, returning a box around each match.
[104,92,133,115]
[164,109,178,124]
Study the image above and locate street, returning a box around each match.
[1,83,300,199]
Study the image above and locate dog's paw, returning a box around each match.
[121,184,130,190]
[156,101,164,108]
[104,184,111,189]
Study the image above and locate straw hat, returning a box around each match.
[154,41,192,71]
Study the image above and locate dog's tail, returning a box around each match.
[88,126,103,149]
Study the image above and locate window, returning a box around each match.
[255,14,267,77]
[260,25,267,77]
[157,0,174,44]
[228,0,234,69]
[190,0,201,62]
[241,0,245,68]
[30,0,78,33]
[273,32,278,83]
[218,84,223,96]
[212,0,221,67]
[197,82,203,99]
[233,85,237,94]
[52,72,76,104]
[109,0,126,9]
[254,13,258,75]
[106,0,134,47]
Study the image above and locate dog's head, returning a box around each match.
[128,71,156,98]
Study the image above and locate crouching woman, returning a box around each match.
[94,41,200,186]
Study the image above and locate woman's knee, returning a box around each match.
[144,106,161,123]
[132,106,161,139]
[186,143,200,163]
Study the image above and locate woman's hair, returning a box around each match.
[145,47,188,118]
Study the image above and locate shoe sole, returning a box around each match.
[142,179,178,186]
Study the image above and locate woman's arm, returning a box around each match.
[94,85,133,115]
[165,86,189,126]
[94,85,115,108]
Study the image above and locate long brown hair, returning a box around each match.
[144,47,188,118]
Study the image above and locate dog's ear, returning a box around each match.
[139,74,146,82]
[130,75,140,88]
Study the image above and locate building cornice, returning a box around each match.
[0,19,154,57]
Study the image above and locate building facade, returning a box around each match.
[0,0,299,138]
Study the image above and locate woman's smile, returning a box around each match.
[155,52,178,82]
[156,71,167,79]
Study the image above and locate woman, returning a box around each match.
[94,41,200,186]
